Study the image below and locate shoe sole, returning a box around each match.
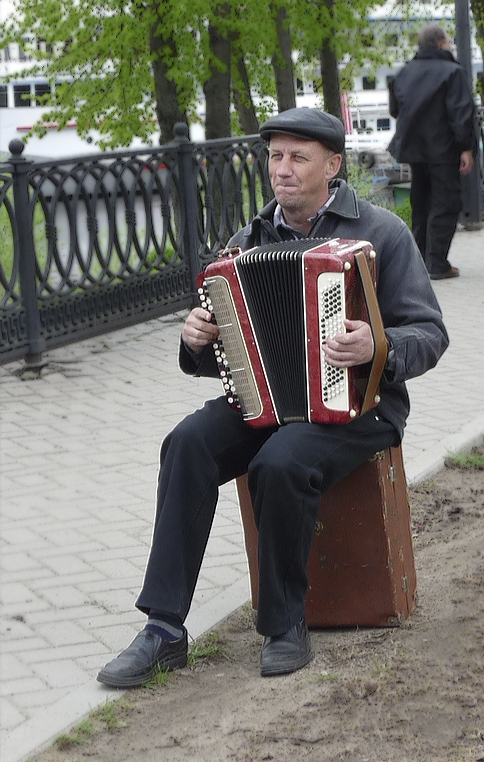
[96,652,188,688]
[429,272,459,280]
[260,650,312,677]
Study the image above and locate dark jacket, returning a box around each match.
[388,47,475,164]
[180,180,449,440]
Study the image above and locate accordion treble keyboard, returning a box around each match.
[318,273,348,410]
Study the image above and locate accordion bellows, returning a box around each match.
[197,238,387,427]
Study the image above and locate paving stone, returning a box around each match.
[191,588,220,607]
[19,642,108,665]
[27,571,105,591]
[1,638,52,654]
[0,698,27,730]
[79,547,148,564]
[27,604,108,625]
[86,588,142,613]
[0,677,48,697]
[79,611,145,629]
[0,653,36,681]
[199,564,246,587]
[30,660,90,689]
[0,553,44,573]
[0,582,44,606]
[38,555,95,576]
[38,586,92,608]
[11,687,70,710]
[89,623,141,652]
[32,621,97,648]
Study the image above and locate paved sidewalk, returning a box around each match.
[1,226,484,762]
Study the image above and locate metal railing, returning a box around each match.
[460,107,484,225]
[0,123,272,365]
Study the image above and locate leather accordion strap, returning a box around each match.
[354,251,388,415]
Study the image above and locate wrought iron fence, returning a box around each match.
[0,123,271,365]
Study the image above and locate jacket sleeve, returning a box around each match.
[388,77,399,118]
[178,339,220,378]
[376,217,449,384]
[445,68,476,154]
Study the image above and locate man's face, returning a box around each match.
[268,134,340,217]
[438,32,453,52]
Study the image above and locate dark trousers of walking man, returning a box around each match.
[410,162,462,276]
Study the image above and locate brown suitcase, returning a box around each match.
[236,445,417,628]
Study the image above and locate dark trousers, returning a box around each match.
[136,396,399,636]
[410,162,462,275]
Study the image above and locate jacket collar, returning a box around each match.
[325,179,360,219]
[414,46,457,64]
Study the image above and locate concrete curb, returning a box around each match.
[406,416,484,486]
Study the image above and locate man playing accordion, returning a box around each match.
[98,108,448,686]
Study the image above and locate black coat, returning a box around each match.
[388,47,475,164]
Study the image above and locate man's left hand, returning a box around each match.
[322,319,374,367]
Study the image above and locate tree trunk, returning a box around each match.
[319,43,342,122]
[271,5,296,112]
[232,56,260,135]
[204,5,232,140]
[149,29,187,145]
[319,47,346,177]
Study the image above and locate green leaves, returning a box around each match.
[1,0,447,147]
[1,0,160,147]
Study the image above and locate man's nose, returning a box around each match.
[276,156,292,175]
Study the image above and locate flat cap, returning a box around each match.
[259,107,345,153]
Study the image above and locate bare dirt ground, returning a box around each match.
[31,446,484,762]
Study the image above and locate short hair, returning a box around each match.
[418,24,449,49]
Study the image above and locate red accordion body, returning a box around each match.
[196,238,384,428]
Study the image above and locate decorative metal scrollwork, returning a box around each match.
[0,135,271,363]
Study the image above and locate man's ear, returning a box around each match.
[325,153,343,180]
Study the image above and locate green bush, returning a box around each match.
[345,159,374,201]
[393,197,412,229]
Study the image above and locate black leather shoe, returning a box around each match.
[429,266,459,280]
[97,628,188,687]
[260,619,311,677]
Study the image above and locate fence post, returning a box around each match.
[173,123,202,300]
[9,139,45,364]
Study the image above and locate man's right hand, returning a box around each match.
[459,150,474,175]
[182,308,220,352]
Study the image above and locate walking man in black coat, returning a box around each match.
[389,24,475,280]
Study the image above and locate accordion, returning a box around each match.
[196,238,387,428]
